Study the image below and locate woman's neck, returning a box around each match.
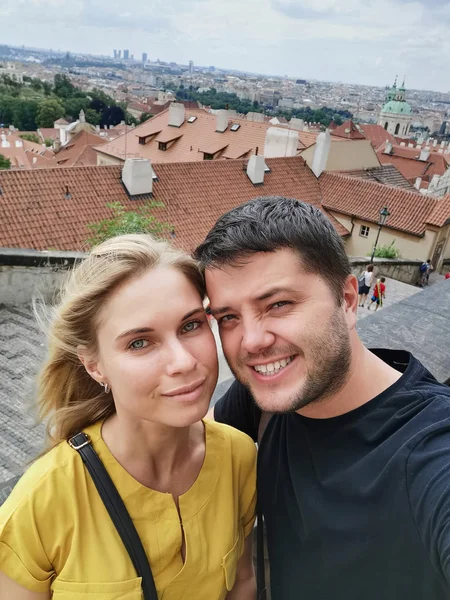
[101,414,206,494]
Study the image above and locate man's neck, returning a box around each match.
[297,341,403,419]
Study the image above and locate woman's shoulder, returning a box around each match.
[204,418,256,458]
[0,421,102,523]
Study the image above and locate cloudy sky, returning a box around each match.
[1,0,449,91]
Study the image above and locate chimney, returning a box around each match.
[400,142,406,147]
[311,130,331,178]
[433,139,438,147]
[264,127,298,158]
[216,110,229,133]
[384,141,393,154]
[96,125,100,133]
[419,148,431,161]
[416,142,422,149]
[441,141,446,148]
[414,177,422,190]
[15,140,23,148]
[79,109,86,123]
[168,102,185,127]
[246,154,265,185]
[438,148,444,154]
[122,158,153,196]
[289,117,305,131]
[60,128,67,145]
[1,134,10,148]
[32,156,38,164]
[408,142,414,148]
[54,139,61,152]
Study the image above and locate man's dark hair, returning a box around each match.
[195,196,351,304]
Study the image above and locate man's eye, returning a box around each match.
[272,301,290,309]
[129,339,149,350]
[218,315,236,324]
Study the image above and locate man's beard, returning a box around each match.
[225,307,352,413]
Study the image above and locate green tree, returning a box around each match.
[86,202,171,247]
[373,241,401,259]
[44,138,54,147]
[85,108,100,125]
[64,97,90,120]
[140,112,153,123]
[54,74,76,98]
[20,133,40,144]
[42,81,52,96]
[36,99,65,128]
[0,154,11,170]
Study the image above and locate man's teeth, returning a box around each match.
[253,356,293,375]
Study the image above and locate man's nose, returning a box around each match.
[241,320,275,355]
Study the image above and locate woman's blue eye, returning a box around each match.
[183,320,201,333]
[130,339,148,350]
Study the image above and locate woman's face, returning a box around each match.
[88,266,218,428]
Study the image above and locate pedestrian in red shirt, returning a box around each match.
[368,277,386,311]
[445,271,450,280]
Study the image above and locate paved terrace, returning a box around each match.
[1,277,449,505]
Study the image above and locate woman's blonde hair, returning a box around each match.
[37,234,205,448]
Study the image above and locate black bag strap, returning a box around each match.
[256,412,273,600]
[68,432,158,600]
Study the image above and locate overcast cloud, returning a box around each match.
[1,0,449,91]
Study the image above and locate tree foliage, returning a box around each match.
[36,99,65,128]
[0,154,11,170]
[86,202,171,247]
[20,132,40,144]
[373,241,401,259]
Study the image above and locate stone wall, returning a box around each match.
[0,248,86,306]
[350,257,422,285]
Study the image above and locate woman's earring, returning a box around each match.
[101,382,110,394]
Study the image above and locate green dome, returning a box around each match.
[381,100,412,115]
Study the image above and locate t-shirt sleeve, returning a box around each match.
[0,473,54,592]
[214,379,261,442]
[406,425,450,584]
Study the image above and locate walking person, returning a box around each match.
[357,264,374,307]
[367,276,386,311]
[196,196,450,600]
[418,259,432,287]
[0,235,256,600]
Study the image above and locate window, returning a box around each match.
[230,123,240,131]
[158,142,167,151]
[187,116,197,123]
[203,152,214,160]
[384,122,389,130]
[360,225,370,238]
[395,123,400,135]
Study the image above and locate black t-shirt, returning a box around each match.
[214,349,450,599]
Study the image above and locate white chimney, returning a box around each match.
[168,102,185,127]
[441,141,445,148]
[122,158,154,196]
[246,154,265,185]
[32,156,38,164]
[400,142,406,147]
[433,139,438,147]
[96,125,100,133]
[438,148,444,154]
[216,110,229,133]
[263,127,298,158]
[60,128,67,146]
[414,177,422,190]
[419,148,431,161]
[289,118,305,131]
[416,142,422,149]
[408,142,414,148]
[384,141,393,154]
[15,140,23,148]
[1,134,9,148]
[311,130,331,178]
[79,109,86,123]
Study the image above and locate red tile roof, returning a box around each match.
[339,164,417,191]
[95,108,297,164]
[331,120,366,140]
[426,194,450,227]
[54,131,106,167]
[358,124,397,151]
[320,172,439,236]
[0,157,348,253]
[377,142,449,183]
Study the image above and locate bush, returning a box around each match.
[373,241,401,259]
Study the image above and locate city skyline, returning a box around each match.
[0,0,449,92]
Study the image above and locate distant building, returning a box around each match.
[123,49,130,60]
[189,60,194,74]
[378,78,413,137]
[113,49,118,59]
[0,63,23,84]
[118,50,122,59]
[142,53,148,63]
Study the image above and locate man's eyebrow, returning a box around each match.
[116,308,204,340]
[210,288,296,315]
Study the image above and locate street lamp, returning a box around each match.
[370,206,390,263]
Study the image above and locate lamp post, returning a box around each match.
[370,206,390,263]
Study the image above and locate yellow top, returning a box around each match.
[0,419,256,600]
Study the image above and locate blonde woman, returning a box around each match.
[0,235,256,600]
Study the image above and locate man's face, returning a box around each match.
[205,249,354,414]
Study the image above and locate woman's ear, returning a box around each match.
[77,345,106,386]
